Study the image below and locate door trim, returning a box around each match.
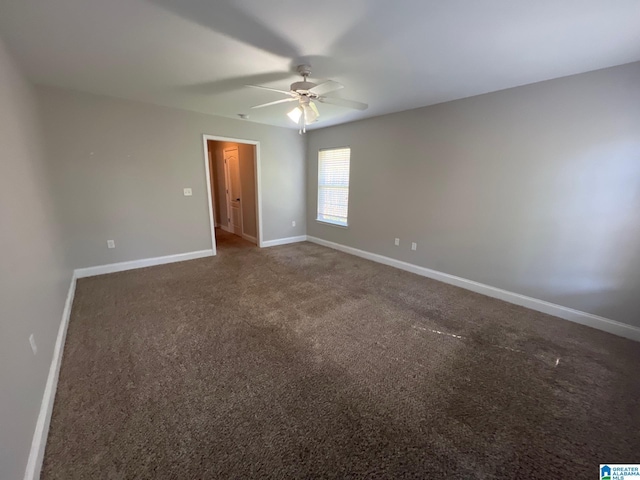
[202,134,264,252]
[207,150,217,228]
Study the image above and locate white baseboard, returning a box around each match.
[24,274,77,480]
[241,233,257,244]
[307,236,640,342]
[74,250,214,278]
[219,224,233,234]
[261,235,308,248]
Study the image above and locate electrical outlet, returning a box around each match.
[107,240,115,249]
[394,238,400,246]
[292,220,296,227]
[183,188,193,196]
[411,242,417,251]
[29,334,37,355]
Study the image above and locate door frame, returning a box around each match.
[207,149,217,228]
[202,134,263,253]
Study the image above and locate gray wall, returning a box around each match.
[38,86,306,268]
[0,38,71,479]
[307,62,640,327]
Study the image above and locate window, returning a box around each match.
[317,147,350,227]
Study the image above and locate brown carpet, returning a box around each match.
[43,231,640,479]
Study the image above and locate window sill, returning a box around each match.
[316,220,348,229]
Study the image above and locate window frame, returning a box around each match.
[316,146,351,228]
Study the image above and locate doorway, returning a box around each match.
[203,135,262,253]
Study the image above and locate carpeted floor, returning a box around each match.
[42,233,640,479]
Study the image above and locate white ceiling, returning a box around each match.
[1,0,639,130]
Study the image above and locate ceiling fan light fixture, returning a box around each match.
[303,102,319,124]
[287,106,302,123]
[247,65,368,133]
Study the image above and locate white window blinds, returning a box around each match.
[317,147,350,227]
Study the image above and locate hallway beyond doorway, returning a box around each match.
[215,228,256,251]
[205,137,259,252]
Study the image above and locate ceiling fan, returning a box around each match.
[246,65,368,133]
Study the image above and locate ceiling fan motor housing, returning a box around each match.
[290,80,317,94]
[291,64,316,94]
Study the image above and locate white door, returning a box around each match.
[224,147,242,236]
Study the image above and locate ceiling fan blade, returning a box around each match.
[318,96,368,111]
[250,98,298,109]
[245,84,293,96]
[309,80,343,96]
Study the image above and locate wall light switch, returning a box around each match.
[29,334,37,355]
[394,238,400,246]
[292,220,296,227]
[107,240,115,249]
[183,188,193,196]
[411,242,417,251]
